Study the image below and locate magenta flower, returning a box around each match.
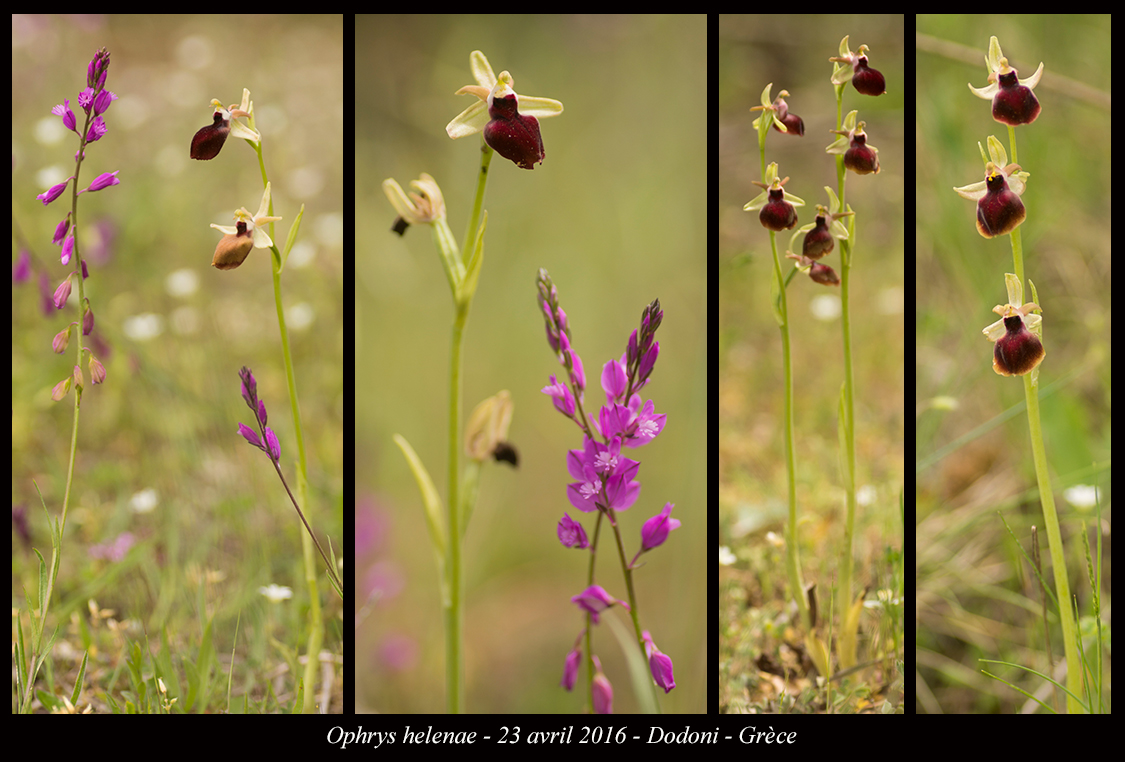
[591,656,613,714]
[560,647,581,691]
[82,171,120,193]
[571,585,629,624]
[642,631,676,694]
[557,513,589,549]
[538,272,675,712]
[640,502,681,552]
[566,437,640,513]
[36,179,71,206]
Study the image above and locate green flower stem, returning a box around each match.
[833,84,859,665]
[1006,126,1082,713]
[462,143,494,259]
[19,91,100,713]
[442,138,493,714]
[773,227,808,633]
[608,510,662,710]
[446,306,467,714]
[249,138,325,713]
[756,127,809,633]
[1022,367,1082,712]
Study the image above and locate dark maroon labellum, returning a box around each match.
[809,261,839,286]
[844,134,879,175]
[773,112,804,136]
[852,56,886,96]
[391,217,409,236]
[992,70,1040,126]
[484,93,545,170]
[976,173,1025,238]
[802,216,834,259]
[993,314,1044,376]
[759,187,797,231]
[191,112,230,160]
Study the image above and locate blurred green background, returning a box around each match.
[717,14,905,695]
[12,15,343,711]
[914,15,1111,713]
[355,15,707,712]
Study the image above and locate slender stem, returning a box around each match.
[834,83,858,667]
[1006,126,1082,713]
[443,138,493,714]
[770,225,807,631]
[1023,371,1081,712]
[22,99,97,713]
[462,141,494,258]
[756,130,808,632]
[446,308,466,713]
[583,511,601,712]
[251,136,322,713]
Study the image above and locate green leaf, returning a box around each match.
[279,203,305,272]
[392,434,447,560]
[458,210,488,307]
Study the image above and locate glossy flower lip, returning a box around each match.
[983,273,1044,376]
[954,161,1027,238]
[829,36,886,96]
[750,83,803,136]
[797,202,853,260]
[826,112,879,175]
[786,252,839,286]
[744,162,805,231]
[445,50,563,140]
[969,36,1043,126]
[482,73,546,168]
[190,88,260,160]
[985,303,1044,376]
[851,52,886,96]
